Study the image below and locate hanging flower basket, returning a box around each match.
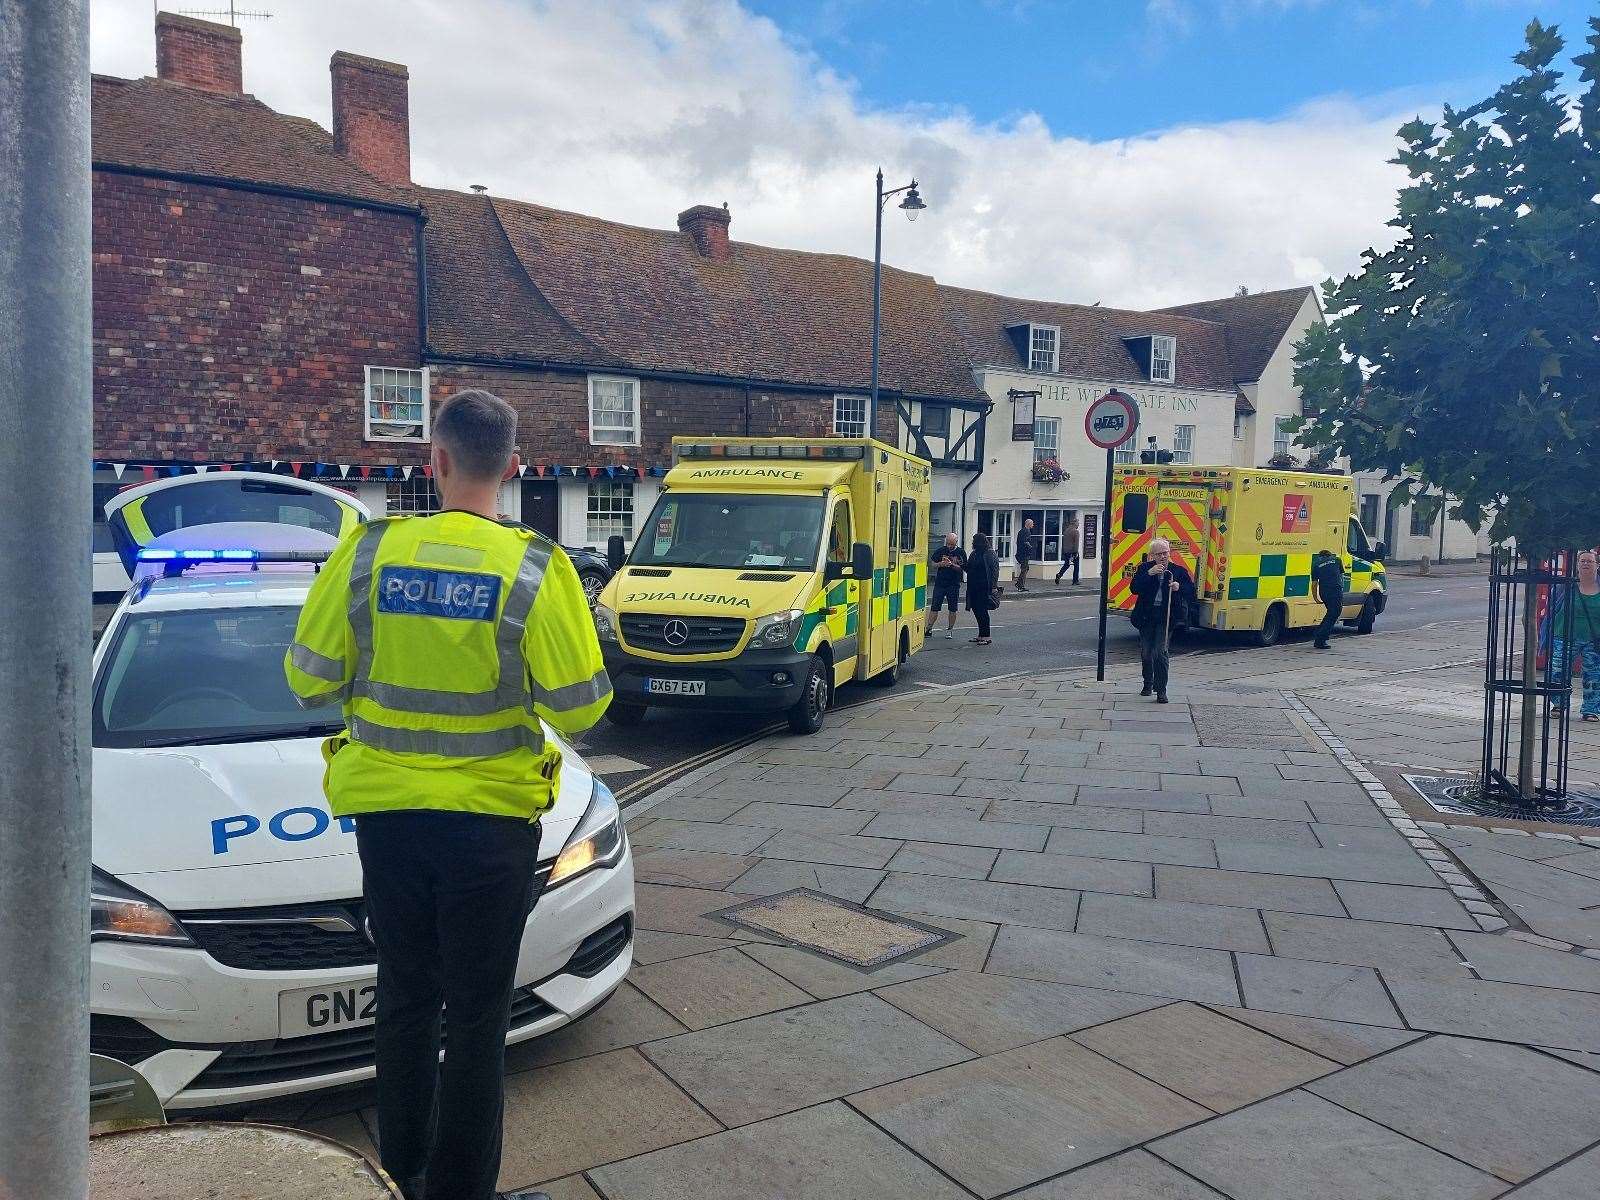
[1031,458,1064,483]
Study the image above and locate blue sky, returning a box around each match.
[746,0,1597,139]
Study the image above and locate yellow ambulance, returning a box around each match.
[593,437,931,733]
[1107,464,1389,645]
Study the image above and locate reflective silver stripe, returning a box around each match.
[347,520,391,687]
[350,536,551,718]
[533,666,612,713]
[349,715,543,758]
[290,642,345,683]
[293,685,349,710]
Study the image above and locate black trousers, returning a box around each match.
[1140,620,1171,694]
[356,810,542,1200]
[973,606,992,638]
[1314,600,1342,646]
[1055,553,1080,584]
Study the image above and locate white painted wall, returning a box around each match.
[1355,475,1486,562]
[1238,291,1322,468]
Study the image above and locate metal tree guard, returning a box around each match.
[1481,546,1576,808]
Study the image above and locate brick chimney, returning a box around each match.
[678,204,732,261]
[155,12,243,95]
[331,52,411,186]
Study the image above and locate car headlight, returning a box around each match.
[546,778,626,889]
[91,867,193,946]
[749,608,805,650]
[593,602,619,643]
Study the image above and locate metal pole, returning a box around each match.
[0,2,94,1197]
[870,168,883,414]
[1096,447,1113,681]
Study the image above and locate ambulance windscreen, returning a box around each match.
[630,493,825,570]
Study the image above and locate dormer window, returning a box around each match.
[1150,335,1176,383]
[1029,324,1060,373]
[1120,333,1178,383]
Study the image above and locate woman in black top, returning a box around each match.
[965,532,1000,644]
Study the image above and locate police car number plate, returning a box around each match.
[645,678,705,696]
[278,981,377,1039]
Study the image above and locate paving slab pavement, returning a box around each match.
[280,629,1600,1197]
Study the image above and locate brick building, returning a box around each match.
[89,13,983,590]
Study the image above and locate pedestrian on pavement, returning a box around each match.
[966,531,1000,645]
[285,389,612,1200]
[1548,548,1600,721]
[1311,547,1346,650]
[1014,519,1036,590]
[1054,514,1082,586]
[1130,537,1194,703]
[928,532,967,639]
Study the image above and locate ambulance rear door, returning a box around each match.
[1152,480,1213,608]
[866,470,904,677]
[104,472,368,575]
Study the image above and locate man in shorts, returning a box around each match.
[928,532,967,638]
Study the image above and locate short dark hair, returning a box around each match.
[433,389,517,479]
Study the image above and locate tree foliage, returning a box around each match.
[1293,18,1600,556]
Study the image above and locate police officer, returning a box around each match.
[1312,547,1345,650]
[285,390,610,1200]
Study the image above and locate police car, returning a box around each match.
[90,473,634,1109]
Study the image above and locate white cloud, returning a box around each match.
[91,0,1410,308]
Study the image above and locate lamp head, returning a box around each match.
[899,182,927,222]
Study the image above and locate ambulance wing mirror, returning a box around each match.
[851,542,874,581]
[1374,541,1388,563]
[607,534,626,572]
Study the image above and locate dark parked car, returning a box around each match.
[562,544,613,606]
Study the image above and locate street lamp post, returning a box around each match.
[870,169,926,414]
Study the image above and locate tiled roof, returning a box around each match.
[91,74,417,210]
[419,188,604,366]
[1152,286,1317,384]
[421,192,983,400]
[938,285,1239,392]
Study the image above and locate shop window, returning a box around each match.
[1173,424,1195,464]
[385,475,438,515]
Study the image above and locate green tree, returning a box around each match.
[1293,18,1599,797]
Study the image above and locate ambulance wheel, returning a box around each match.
[872,629,911,687]
[1255,604,1286,647]
[606,702,647,727]
[788,655,830,734]
[1356,598,1377,635]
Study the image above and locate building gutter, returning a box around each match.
[425,347,983,409]
[92,161,423,216]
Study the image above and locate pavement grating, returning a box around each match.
[709,888,960,968]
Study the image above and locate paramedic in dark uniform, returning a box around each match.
[1312,548,1345,650]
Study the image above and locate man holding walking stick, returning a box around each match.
[1131,538,1195,704]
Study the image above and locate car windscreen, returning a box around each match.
[93,606,344,749]
[630,493,825,570]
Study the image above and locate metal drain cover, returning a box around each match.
[713,889,959,969]
[1191,704,1313,750]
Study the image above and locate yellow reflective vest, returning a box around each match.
[284,512,612,820]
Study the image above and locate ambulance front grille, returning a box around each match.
[620,613,745,654]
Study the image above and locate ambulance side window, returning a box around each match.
[899,499,917,553]
[827,501,852,566]
[888,501,899,558]
[1347,517,1371,558]
[1123,494,1149,533]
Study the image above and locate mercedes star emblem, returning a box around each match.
[663,619,690,647]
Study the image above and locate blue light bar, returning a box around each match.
[137,548,257,562]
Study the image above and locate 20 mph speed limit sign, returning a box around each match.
[1085,390,1139,450]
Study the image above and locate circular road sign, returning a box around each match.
[1085,390,1139,450]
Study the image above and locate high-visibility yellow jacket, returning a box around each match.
[284,512,612,820]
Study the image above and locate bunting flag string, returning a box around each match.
[91,456,668,482]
